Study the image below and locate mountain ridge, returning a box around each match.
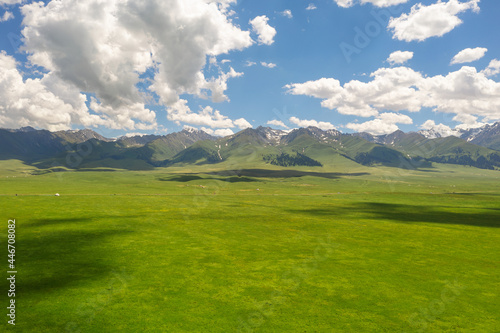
[1,124,500,171]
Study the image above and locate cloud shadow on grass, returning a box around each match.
[18,216,135,297]
[23,215,145,227]
[158,174,260,183]
[288,202,500,228]
[204,169,370,179]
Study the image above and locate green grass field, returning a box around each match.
[1,159,499,332]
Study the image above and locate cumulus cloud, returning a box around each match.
[289,117,336,130]
[419,120,460,137]
[280,9,292,18]
[334,0,355,7]
[0,51,119,131]
[452,113,485,129]
[451,47,487,65]
[267,120,289,128]
[285,78,343,100]
[245,61,257,67]
[168,102,231,128]
[17,0,254,131]
[387,51,413,65]
[388,0,480,42]
[334,0,408,8]
[419,66,500,122]
[360,0,409,6]
[123,132,148,137]
[233,118,253,129]
[482,59,500,77]
[0,0,24,5]
[202,67,244,103]
[286,63,500,127]
[346,112,413,135]
[286,67,424,118]
[250,15,276,45]
[306,4,317,10]
[261,62,277,68]
[167,101,251,131]
[0,11,14,22]
[201,127,234,136]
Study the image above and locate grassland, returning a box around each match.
[1,159,499,332]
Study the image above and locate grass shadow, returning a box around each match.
[204,169,370,179]
[289,202,500,228]
[159,174,260,183]
[17,216,134,296]
[23,215,146,227]
[158,175,204,182]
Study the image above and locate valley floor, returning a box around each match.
[0,160,499,332]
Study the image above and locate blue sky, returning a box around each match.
[1,0,499,137]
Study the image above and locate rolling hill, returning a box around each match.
[1,125,500,171]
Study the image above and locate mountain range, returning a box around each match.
[1,123,500,171]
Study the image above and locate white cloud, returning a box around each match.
[233,118,252,129]
[206,0,237,15]
[18,0,254,131]
[0,51,118,131]
[378,112,413,124]
[334,0,408,8]
[201,127,234,136]
[451,47,487,65]
[306,4,317,10]
[452,113,485,129]
[202,67,244,103]
[346,112,412,135]
[289,117,336,130]
[286,67,424,118]
[334,0,355,7]
[419,120,460,137]
[482,59,500,77]
[280,9,292,18]
[261,62,277,68]
[0,0,24,5]
[388,0,480,42]
[285,78,343,100]
[419,66,500,122]
[0,11,14,22]
[267,120,289,128]
[245,61,257,67]
[250,15,276,45]
[167,101,251,132]
[387,51,413,65]
[89,97,157,130]
[287,63,500,127]
[347,120,398,135]
[168,102,232,128]
[123,132,148,138]
[360,0,409,6]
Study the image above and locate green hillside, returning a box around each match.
[393,136,500,170]
[2,126,500,172]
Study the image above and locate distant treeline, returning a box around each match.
[263,152,322,167]
[428,153,500,170]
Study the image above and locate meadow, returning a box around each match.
[0,159,499,332]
